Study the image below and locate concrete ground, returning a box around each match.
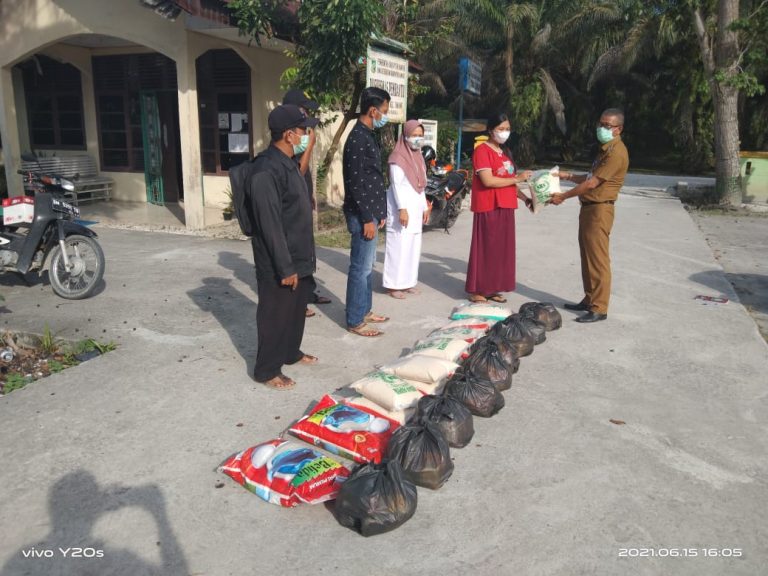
[0,176,766,576]
[690,210,768,341]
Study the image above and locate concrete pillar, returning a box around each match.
[175,41,205,230]
[0,66,23,198]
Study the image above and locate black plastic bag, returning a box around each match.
[445,369,505,418]
[519,315,546,345]
[417,394,474,448]
[387,421,454,490]
[464,338,514,391]
[334,459,418,537]
[519,302,562,331]
[490,314,535,357]
[472,334,520,375]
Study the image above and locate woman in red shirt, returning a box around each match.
[465,113,533,302]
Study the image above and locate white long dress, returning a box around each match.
[383,164,429,290]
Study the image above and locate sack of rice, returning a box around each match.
[528,166,561,213]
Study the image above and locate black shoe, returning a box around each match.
[564,301,591,311]
[575,311,607,323]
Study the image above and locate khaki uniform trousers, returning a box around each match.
[578,203,615,314]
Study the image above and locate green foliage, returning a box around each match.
[227,0,286,46]
[40,323,59,356]
[48,359,65,373]
[509,78,544,133]
[3,373,31,394]
[292,0,385,103]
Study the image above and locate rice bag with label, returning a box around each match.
[528,166,561,213]
[440,317,495,332]
[350,371,422,412]
[289,395,399,463]
[347,395,415,426]
[219,439,350,507]
[380,355,459,386]
[405,378,445,396]
[411,336,471,362]
[450,302,513,321]
[427,325,488,343]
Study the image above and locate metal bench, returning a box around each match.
[20,155,113,205]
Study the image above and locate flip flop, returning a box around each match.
[313,294,332,305]
[388,290,407,299]
[261,374,295,390]
[404,287,421,294]
[347,323,384,337]
[468,294,488,303]
[298,354,319,365]
[487,294,508,303]
[364,312,390,323]
[305,308,316,318]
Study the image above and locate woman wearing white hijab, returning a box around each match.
[383,120,430,298]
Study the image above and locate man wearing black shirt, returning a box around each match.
[247,104,319,390]
[342,87,391,337]
[282,89,332,317]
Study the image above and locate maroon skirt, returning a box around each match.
[465,208,516,295]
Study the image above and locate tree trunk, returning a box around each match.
[713,0,742,204]
[505,24,515,96]
[319,72,365,196]
[692,1,742,204]
[713,83,742,204]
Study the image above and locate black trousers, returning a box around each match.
[253,275,313,381]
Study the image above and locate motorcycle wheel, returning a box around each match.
[48,234,105,299]
[443,195,464,229]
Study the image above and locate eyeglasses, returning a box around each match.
[597,122,621,129]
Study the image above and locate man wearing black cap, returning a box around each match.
[282,89,332,316]
[246,104,320,390]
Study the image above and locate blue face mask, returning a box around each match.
[373,110,389,129]
[596,126,615,144]
[292,133,310,156]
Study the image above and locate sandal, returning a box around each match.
[487,294,508,303]
[364,312,390,323]
[305,308,316,318]
[347,323,384,337]
[313,294,331,305]
[468,294,488,303]
[404,287,421,294]
[261,374,296,390]
[298,354,319,365]
[388,290,407,300]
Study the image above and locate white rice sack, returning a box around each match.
[450,302,512,321]
[350,371,423,412]
[411,337,471,362]
[529,166,561,214]
[427,326,487,342]
[441,317,495,332]
[347,395,415,426]
[405,378,445,396]
[380,355,459,385]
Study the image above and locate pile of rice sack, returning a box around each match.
[218,300,561,535]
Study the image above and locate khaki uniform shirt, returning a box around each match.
[582,137,629,203]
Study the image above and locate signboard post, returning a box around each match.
[366,46,409,123]
[457,57,482,164]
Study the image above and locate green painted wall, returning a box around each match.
[740,152,768,204]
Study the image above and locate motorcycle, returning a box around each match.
[421,146,470,232]
[0,169,105,299]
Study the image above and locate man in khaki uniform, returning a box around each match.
[550,108,629,323]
